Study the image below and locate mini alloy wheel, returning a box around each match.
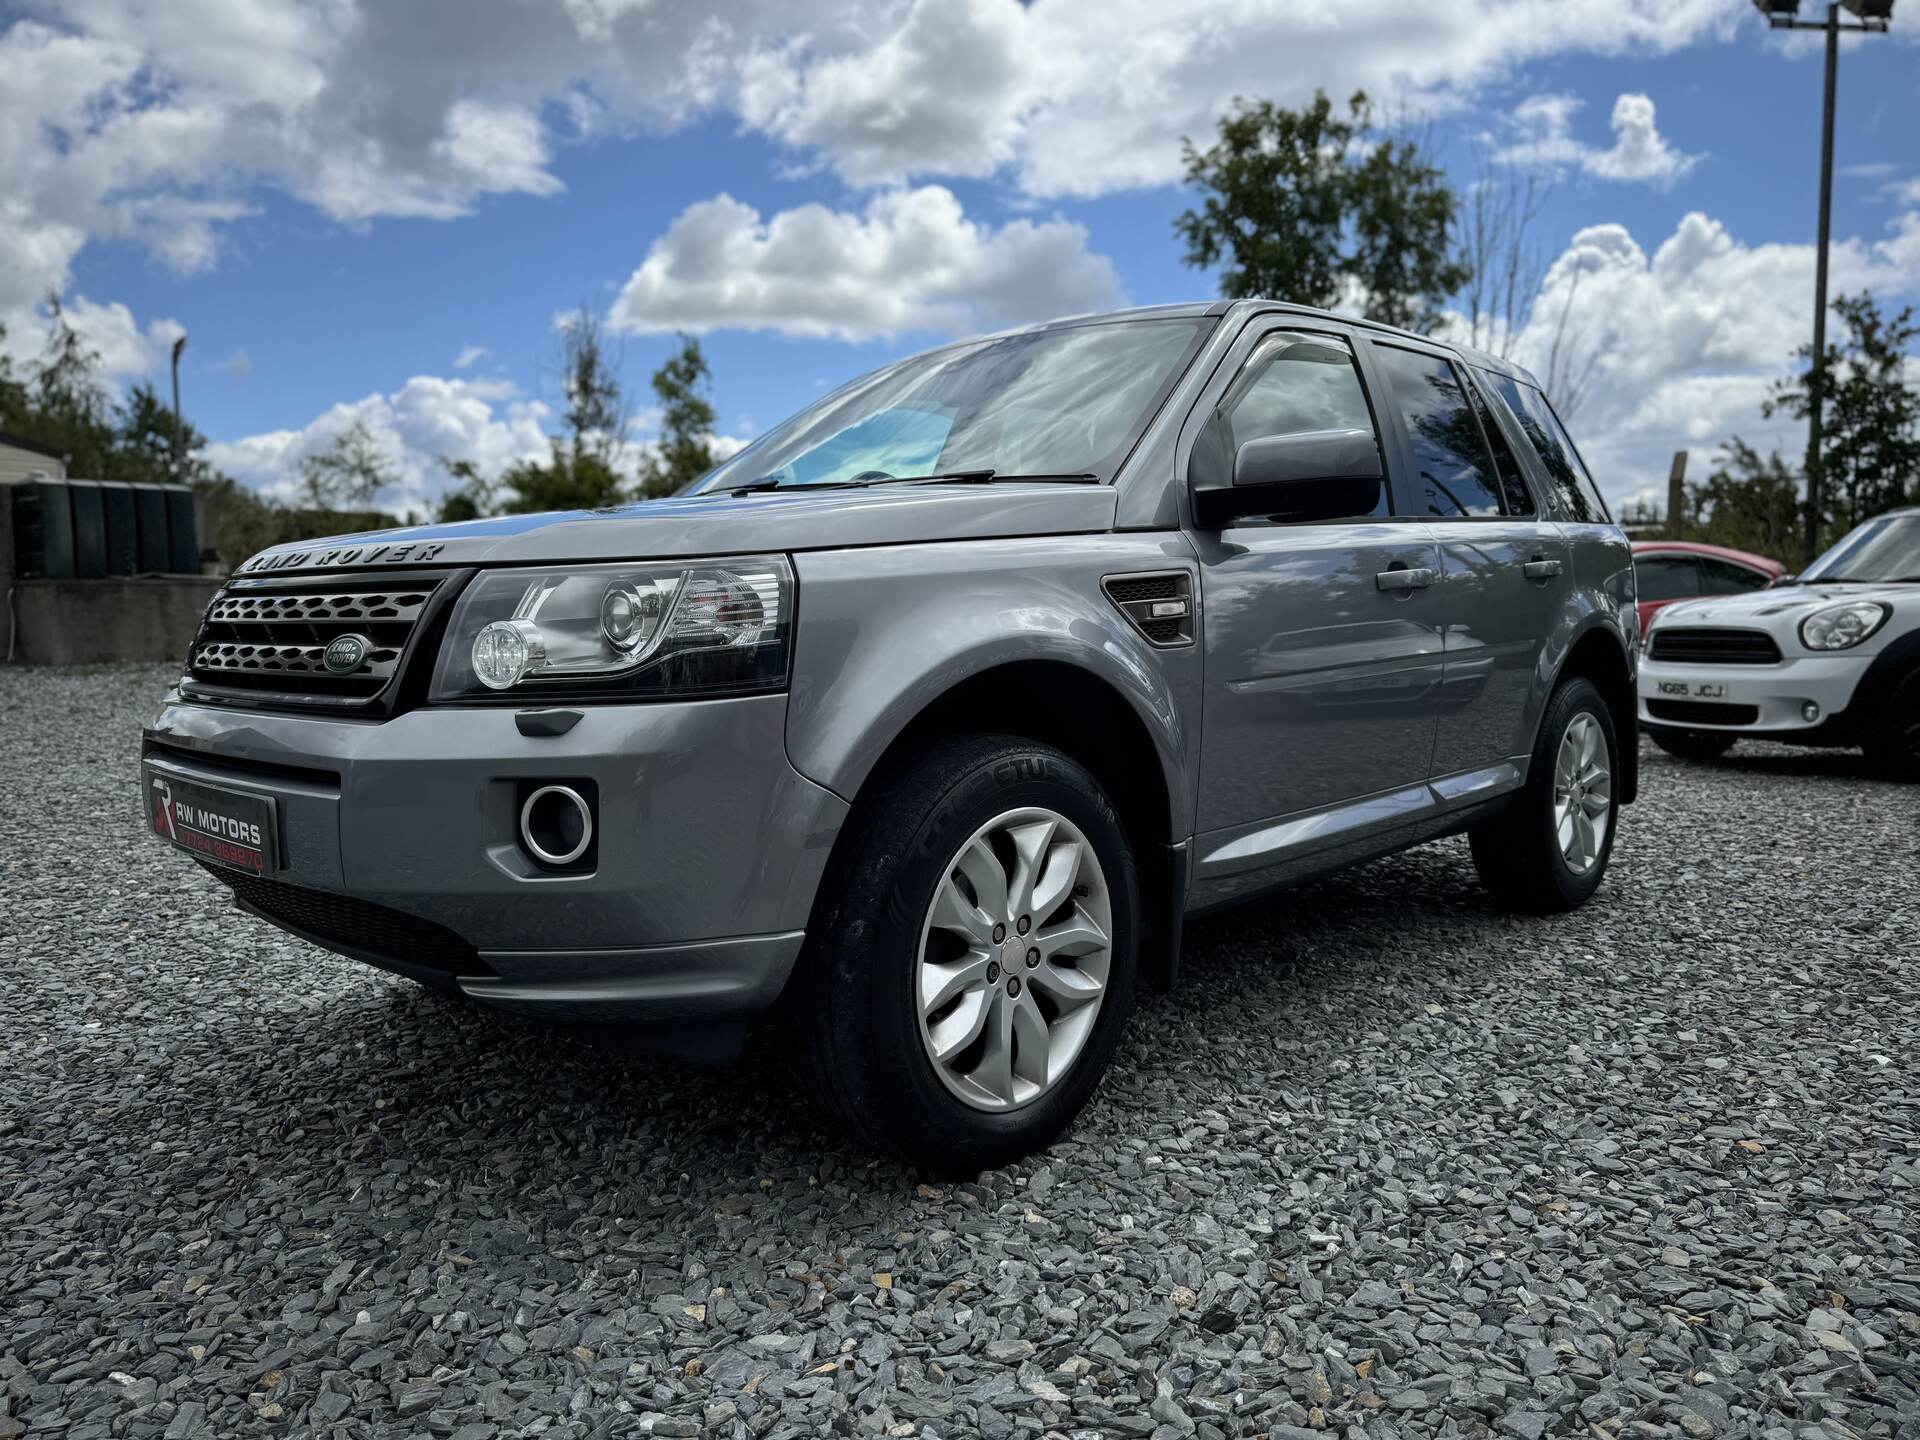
[915,807,1113,1113]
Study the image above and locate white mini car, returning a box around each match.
[1638,507,1920,779]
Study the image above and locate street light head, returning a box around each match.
[1751,0,1801,15]
[1841,0,1895,19]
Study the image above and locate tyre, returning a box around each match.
[787,734,1140,1174]
[1862,670,1920,782]
[1470,676,1620,913]
[1649,728,1737,762]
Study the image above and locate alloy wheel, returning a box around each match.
[915,807,1113,1113]
[1552,711,1612,875]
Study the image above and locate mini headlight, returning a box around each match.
[432,556,793,701]
[1799,600,1889,651]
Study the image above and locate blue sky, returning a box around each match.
[5,0,1918,514]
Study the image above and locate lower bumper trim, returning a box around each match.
[459,931,807,1021]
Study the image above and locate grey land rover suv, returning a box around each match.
[143,301,1638,1171]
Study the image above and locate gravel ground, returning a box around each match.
[3,664,1917,1440]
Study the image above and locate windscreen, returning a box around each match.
[1799,514,1920,584]
[687,318,1209,493]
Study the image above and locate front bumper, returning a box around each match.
[1636,652,1866,736]
[142,689,847,1021]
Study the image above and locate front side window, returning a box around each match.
[688,318,1209,493]
[1220,332,1387,516]
[1489,375,1611,523]
[1635,554,1701,602]
[1372,344,1505,518]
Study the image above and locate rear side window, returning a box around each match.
[1699,557,1771,595]
[1635,554,1701,602]
[1372,344,1505,518]
[1462,373,1535,516]
[1489,375,1611,523]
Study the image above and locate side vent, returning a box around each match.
[1102,570,1196,647]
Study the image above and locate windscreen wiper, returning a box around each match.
[720,469,1098,497]
[889,470,1100,486]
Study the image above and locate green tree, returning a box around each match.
[1687,440,1803,561]
[635,335,716,498]
[1765,291,1920,540]
[298,417,393,509]
[434,457,495,522]
[502,307,632,513]
[1175,92,1469,332]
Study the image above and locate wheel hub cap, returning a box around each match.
[915,806,1113,1113]
[1552,712,1612,876]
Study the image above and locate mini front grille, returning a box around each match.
[1647,699,1761,726]
[1648,627,1782,665]
[185,574,445,706]
[205,865,488,978]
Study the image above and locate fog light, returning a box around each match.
[1802,700,1821,723]
[473,619,544,690]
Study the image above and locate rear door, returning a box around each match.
[1360,338,1571,782]
[1188,318,1445,837]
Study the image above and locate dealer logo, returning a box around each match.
[323,633,370,675]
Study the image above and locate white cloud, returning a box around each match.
[212,347,250,378]
[1497,209,1920,506]
[0,293,187,384]
[1496,92,1699,186]
[0,0,1748,307]
[453,345,489,369]
[608,186,1123,342]
[203,375,553,514]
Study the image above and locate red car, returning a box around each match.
[1630,540,1785,631]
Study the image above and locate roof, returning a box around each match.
[971,300,1545,389]
[1630,539,1787,574]
[0,430,66,461]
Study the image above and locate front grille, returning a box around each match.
[206,865,487,978]
[1647,699,1760,727]
[1649,627,1782,665]
[186,575,443,704]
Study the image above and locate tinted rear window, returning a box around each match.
[1488,374,1611,523]
[1373,344,1505,518]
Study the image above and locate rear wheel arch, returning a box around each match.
[1555,624,1638,804]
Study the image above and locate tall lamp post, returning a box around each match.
[1750,0,1896,566]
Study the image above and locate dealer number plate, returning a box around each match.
[143,767,278,875]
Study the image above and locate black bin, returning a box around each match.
[68,479,107,577]
[97,481,138,575]
[163,484,198,573]
[131,483,169,573]
[10,479,76,579]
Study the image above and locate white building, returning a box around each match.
[0,431,66,484]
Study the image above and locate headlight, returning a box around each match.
[1798,600,1889,651]
[431,556,793,701]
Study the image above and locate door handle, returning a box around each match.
[1376,566,1437,592]
[1523,558,1564,580]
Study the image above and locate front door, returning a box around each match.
[1191,325,1445,837]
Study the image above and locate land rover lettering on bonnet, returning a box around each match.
[143,301,1638,1171]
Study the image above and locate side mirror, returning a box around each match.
[1190,423,1384,529]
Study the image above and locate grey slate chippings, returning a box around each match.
[2,664,1918,1440]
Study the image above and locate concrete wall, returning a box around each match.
[8,576,221,665]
